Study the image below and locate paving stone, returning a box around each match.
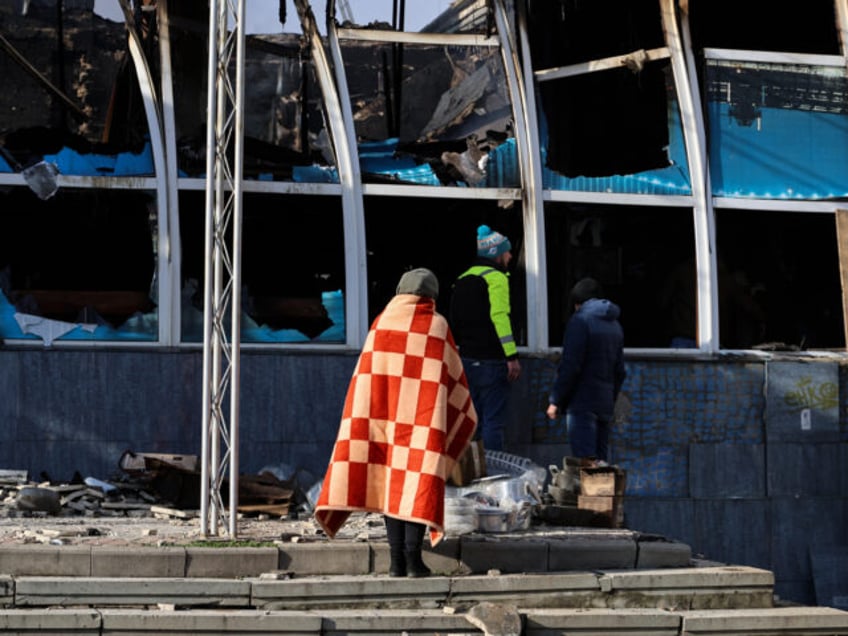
[278,542,369,575]
[14,576,252,607]
[92,547,186,577]
[252,574,451,610]
[99,608,322,633]
[185,546,279,577]
[0,608,101,634]
[0,546,91,576]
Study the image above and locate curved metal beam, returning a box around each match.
[661,0,719,353]
[493,0,547,351]
[293,0,368,347]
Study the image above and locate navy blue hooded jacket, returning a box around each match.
[549,298,626,418]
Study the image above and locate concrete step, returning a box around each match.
[2,566,776,611]
[0,529,693,579]
[0,606,846,635]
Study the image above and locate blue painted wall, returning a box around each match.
[1,348,846,606]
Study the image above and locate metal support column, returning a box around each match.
[200,0,246,538]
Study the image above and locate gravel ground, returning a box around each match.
[0,503,386,547]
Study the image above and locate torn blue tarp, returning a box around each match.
[41,141,154,177]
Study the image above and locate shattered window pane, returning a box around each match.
[716,210,843,350]
[688,0,839,55]
[526,2,673,181]
[705,60,848,199]
[339,40,516,187]
[545,203,694,348]
[0,3,155,177]
[179,192,346,344]
[526,0,665,68]
[364,196,525,342]
[0,188,159,344]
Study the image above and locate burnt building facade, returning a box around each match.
[0,0,846,607]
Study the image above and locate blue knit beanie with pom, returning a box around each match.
[476,225,511,258]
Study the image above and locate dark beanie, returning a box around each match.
[570,277,602,305]
[396,268,439,300]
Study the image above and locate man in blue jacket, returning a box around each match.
[546,277,625,465]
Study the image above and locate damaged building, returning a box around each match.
[0,0,847,608]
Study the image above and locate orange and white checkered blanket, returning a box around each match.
[314,294,477,546]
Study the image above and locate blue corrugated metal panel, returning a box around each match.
[765,361,840,442]
[483,138,520,187]
[810,546,848,610]
[694,499,772,569]
[771,497,848,580]
[690,443,766,498]
[622,498,697,548]
[767,442,847,497]
[614,446,689,497]
[709,103,848,199]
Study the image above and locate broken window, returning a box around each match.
[526,0,670,179]
[685,0,848,352]
[716,209,844,351]
[0,187,158,344]
[178,191,346,344]
[545,202,695,349]
[0,2,155,175]
[335,38,516,188]
[363,195,525,340]
[688,0,839,55]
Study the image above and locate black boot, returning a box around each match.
[404,521,431,578]
[405,548,432,578]
[384,516,406,577]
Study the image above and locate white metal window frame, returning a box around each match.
[5,0,848,359]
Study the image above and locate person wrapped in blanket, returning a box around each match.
[314,268,478,577]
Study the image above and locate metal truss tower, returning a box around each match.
[200,0,247,538]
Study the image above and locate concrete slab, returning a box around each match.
[185,546,278,578]
[680,606,848,634]
[599,566,775,610]
[448,572,601,609]
[524,607,681,635]
[278,542,370,575]
[251,574,451,610]
[0,608,101,634]
[548,536,637,571]
[92,547,186,577]
[99,608,323,634]
[0,574,13,607]
[636,539,692,569]
[319,608,479,635]
[427,537,471,575]
[0,545,91,576]
[14,576,252,607]
[460,535,549,573]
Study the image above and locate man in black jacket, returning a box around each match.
[449,225,521,451]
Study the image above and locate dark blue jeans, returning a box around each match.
[462,358,509,451]
[566,410,611,462]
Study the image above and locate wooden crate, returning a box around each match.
[579,466,626,497]
[578,495,624,528]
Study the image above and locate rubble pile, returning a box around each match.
[0,451,303,522]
